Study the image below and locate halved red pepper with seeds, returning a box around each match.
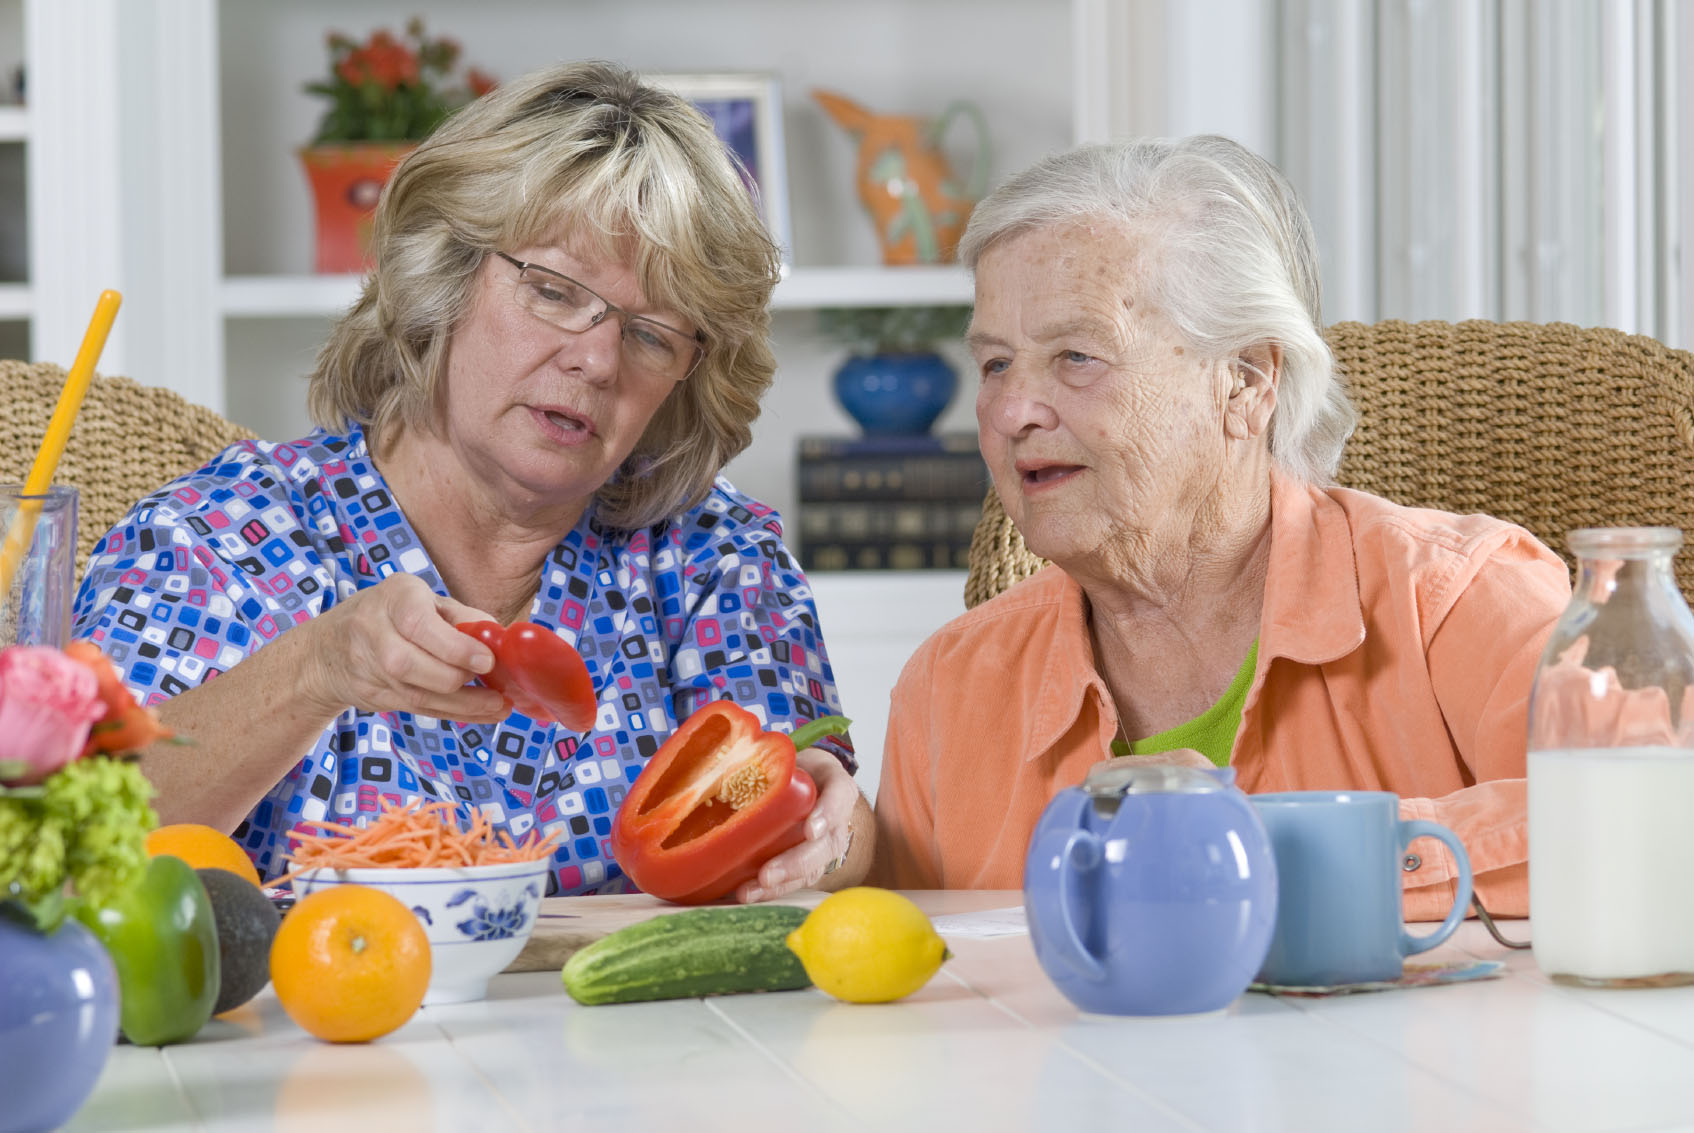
[610,702,851,904]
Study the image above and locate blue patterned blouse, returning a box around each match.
[71,426,853,894]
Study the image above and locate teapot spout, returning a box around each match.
[812,88,874,136]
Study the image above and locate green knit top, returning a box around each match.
[1108,640,1259,768]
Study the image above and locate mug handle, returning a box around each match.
[1027,828,1107,981]
[1396,820,1474,957]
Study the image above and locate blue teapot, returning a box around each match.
[1024,763,1278,1016]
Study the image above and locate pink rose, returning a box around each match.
[0,645,105,785]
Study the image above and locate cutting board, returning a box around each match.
[502,889,832,974]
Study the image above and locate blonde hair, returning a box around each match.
[308,60,782,528]
[960,136,1355,483]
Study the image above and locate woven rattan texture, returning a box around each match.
[0,361,258,578]
[964,320,1694,608]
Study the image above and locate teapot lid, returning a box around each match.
[1081,762,1235,800]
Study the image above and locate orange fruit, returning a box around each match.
[146,822,262,887]
[270,885,431,1043]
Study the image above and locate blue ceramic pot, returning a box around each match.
[1024,764,1278,1016]
[832,352,958,435]
[0,907,120,1133]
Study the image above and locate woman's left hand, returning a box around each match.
[736,747,872,903]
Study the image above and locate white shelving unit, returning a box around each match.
[0,3,26,345]
[0,282,28,319]
[0,104,25,142]
[219,275,359,319]
[201,0,1123,525]
[220,265,974,319]
[24,0,1136,434]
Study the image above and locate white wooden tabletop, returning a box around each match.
[62,890,1694,1132]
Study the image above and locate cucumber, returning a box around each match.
[561,904,813,1005]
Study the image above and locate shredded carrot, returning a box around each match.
[277,799,561,886]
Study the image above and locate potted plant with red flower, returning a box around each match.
[299,18,496,273]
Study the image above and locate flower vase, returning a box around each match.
[832,352,959,436]
[813,90,991,265]
[0,906,120,1133]
[298,143,414,274]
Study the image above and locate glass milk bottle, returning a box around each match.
[1528,527,1694,986]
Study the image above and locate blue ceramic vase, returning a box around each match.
[832,352,958,435]
[1024,764,1278,1016]
[0,906,120,1133]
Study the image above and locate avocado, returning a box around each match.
[195,867,282,1014]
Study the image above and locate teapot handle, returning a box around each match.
[928,101,992,201]
[1027,828,1107,982]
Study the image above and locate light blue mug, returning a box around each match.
[1250,790,1473,987]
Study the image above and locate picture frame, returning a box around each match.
[646,72,792,268]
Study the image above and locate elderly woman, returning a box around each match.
[72,61,871,900]
[871,136,1569,919]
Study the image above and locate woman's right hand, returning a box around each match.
[299,573,510,724]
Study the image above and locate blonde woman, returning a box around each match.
[74,62,870,899]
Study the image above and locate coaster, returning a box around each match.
[1250,958,1505,997]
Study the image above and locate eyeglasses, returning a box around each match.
[496,252,705,381]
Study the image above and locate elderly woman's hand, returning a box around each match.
[736,746,871,903]
[1099,747,1219,772]
[301,573,510,724]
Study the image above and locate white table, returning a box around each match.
[63,892,1694,1132]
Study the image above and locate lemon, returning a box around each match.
[785,887,950,1003]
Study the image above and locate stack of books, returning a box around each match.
[795,433,991,571]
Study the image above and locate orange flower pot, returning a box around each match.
[298,143,414,274]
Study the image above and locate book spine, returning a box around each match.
[801,539,972,572]
[798,454,990,502]
[794,435,989,572]
[796,433,982,460]
[797,500,983,542]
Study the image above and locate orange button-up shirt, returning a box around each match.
[871,471,1571,920]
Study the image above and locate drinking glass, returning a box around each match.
[0,484,79,648]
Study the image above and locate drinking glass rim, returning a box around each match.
[0,484,78,502]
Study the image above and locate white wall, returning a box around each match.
[1081,0,1276,155]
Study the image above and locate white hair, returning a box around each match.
[959,135,1355,483]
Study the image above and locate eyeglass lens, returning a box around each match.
[508,261,699,380]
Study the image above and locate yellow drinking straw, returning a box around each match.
[0,289,123,602]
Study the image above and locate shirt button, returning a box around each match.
[1403,852,1422,871]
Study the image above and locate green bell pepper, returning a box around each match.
[73,853,220,1045]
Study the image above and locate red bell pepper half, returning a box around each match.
[610,702,852,904]
[456,620,597,732]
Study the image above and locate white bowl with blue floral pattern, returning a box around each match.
[292,858,551,1004]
